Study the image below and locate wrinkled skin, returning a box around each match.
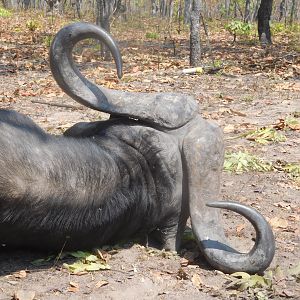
[0,23,275,274]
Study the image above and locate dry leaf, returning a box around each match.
[269,217,289,229]
[150,270,164,283]
[223,124,235,133]
[180,257,189,267]
[283,290,295,297]
[95,280,109,289]
[14,270,27,279]
[177,268,189,280]
[288,123,300,131]
[273,201,291,209]
[191,273,203,288]
[45,93,57,98]
[230,109,247,117]
[223,95,234,101]
[236,223,246,236]
[68,286,79,293]
[13,290,35,300]
[131,66,139,73]
[68,281,79,292]
[69,282,79,288]
[7,280,19,285]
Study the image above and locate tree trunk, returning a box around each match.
[96,0,115,60]
[244,0,251,22]
[151,0,158,16]
[75,0,81,18]
[190,0,201,66]
[184,0,192,24]
[168,0,174,18]
[289,0,297,25]
[252,0,261,21]
[279,0,286,21]
[160,0,167,17]
[234,0,244,18]
[257,0,273,45]
[1,0,12,8]
[234,0,237,17]
[224,0,231,18]
[23,0,30,9]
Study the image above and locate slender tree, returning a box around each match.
[184,0,192,23]
[289,0,297,25]
[244,0,251,22]
[190,0,201,66]
[279,0,286,21]
[151,0,158,16]
[224,0,231,18]
[252,0,261,21]
[95,0,119,59]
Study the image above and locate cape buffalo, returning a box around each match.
[0,23,275,274]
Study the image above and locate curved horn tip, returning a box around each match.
[204,200,275,274]
[206,201,240,209]
[206,201,230,208]
[117,70,123,79]
[206,201,255,210]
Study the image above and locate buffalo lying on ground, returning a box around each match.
[0,23,275,274]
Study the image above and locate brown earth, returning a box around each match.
[0,13,299,300]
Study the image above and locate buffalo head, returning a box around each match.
[50,23,275,274]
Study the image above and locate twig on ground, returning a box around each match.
[31,100,84,110]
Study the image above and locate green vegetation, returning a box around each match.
[43,35,53,47]
[224,151,273,174]
[271,22,286,34]
[145,32,159,39]
[271,22,300,34]
[63,250,110,274]
[146,248,178,259]
[283,163,300,178]
[0,7,12,17]
[212,59,223,68]
[226,271,273,298]
[271,22,300,51]
[225,20,253,41]
[225,150,300,182]
[275,161,300,179]
[242,95,254,103]
[31,255,55,266]
[284,116,300,130]
[26,19,39,32]
[226,264,300,299]
[182,227,196,242]
[31,250,111,274]
[244,127,286,144]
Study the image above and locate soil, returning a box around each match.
[0,14,299,300]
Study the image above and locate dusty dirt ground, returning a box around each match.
[0,13,300,300]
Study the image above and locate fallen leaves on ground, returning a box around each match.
[191,273,203,288]
[274,117,300,131]
[224,151,273,173]
[63,250,111,274]
[225,265,300,299]
[13,271,27,279]
[243,127,286,144]
[269,217,289,229]
[68,281,80,293]
[94,280,109,289]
